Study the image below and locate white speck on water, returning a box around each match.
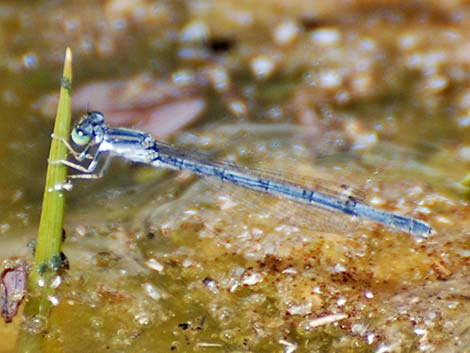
[172,69,196,86]
[251,228,264,236]
[207,66,230,92]
[203,277,218,293]
[196,342,224,348]
[288,302,312,316]
[50,276,62,288]
[310,28,341,46]
[135,312,150,326]
[282,267,298,275]
[145,258,164,272]
[318,70,342,89]
[435,215,451,224]
[425,75,448,92]
[0,223,10,234]
[416,205,431,215]
[369,196,385,206]
[217,195,238,210]
[336,297,347,306]
[273,20,299,46]
[229,282,239,292]
[48,181,73,192]
[58,181,73,191]
[242,272,263,286]
[250,55,276,80]
[351,323,367,335]
[22,52,38,69]
[279,338,297,353]
[425,311,437,321]
[399,33,419,49]
[333,263,346,273]
[183,258,197,268]
[414,327,427,336]
[180,21,209,43]
[306,313,347,329]
[48,295,59,306]
[228,99,248,117]
[143,283,161,300]
[366,331,375,344]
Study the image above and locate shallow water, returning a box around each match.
[1,1,469,352]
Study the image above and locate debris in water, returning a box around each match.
[1,259,27,323]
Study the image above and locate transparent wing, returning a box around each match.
[216,162,367,202]
[203,172,362,235]
[151,140,371,234]
[156,139,365,202]
[134,175,360,236]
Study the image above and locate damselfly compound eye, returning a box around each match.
[71,124,92,146]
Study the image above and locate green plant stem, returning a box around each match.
[15,47,72,353]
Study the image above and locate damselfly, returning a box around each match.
[54,111,432,238]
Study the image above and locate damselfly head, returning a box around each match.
[87,111,105,125]
[71,111,105,146]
